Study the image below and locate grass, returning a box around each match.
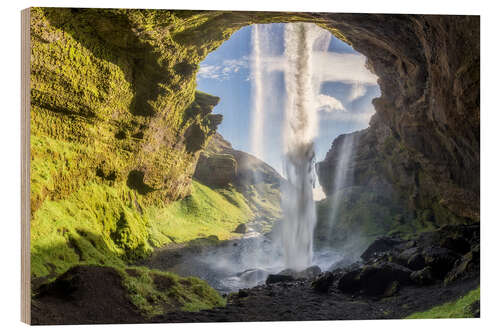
[406,286,480,319]
[146,181,253,246]
[31,177,255,278]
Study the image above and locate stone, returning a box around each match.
[338,262,412,296]
[360,237,404,261]
[277,266,322,280]
[311,272,336,293]
[265,274,295,285]
[383,281,400,297]
[410,266,434,286]
[234,223,247,234]
[407,252,426,271]
[440,236,471,255]
[422,246,460,279]
[444,244,480,285]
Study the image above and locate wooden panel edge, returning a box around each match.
[21,7,31,325]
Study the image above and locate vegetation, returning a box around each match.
[406,286,480,319]
[120,266,225,316]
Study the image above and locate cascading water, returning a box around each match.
[280,23,328,270]
[327,134,357,230]
[250,24,266,161]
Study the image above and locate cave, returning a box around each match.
[28,8,480,324]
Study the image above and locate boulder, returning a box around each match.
[444,244,480,285]
[407,252,426,271]
[338,262,412,296]
[277,266,322,280]
[361,237,404,261]
[383,281,400,297]
[410,266,434,285]
[440,236,471,255]
[234,223,247,234]
[311,272,336,293]
[265,274,295,284]
[422,246,460,279]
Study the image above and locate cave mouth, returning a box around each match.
[196,22,381,201]
[182,22,383,289]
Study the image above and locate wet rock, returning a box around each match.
[422,246,460,279]
[440,236,470,255]
[338,262,412,296]
[234,223,247,234]
[410,266,434,286]
[266,274,295,284]
[361,237,404,261]
[311,271,336,293]
[444,244,480,285]
[277,266,322,280]
[383,281,400,297]
[407,252,426,271]
[237,268,267,283]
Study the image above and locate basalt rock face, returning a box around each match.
[317,15,480,229]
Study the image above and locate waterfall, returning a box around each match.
[280,23,326,270]
[250,24,266,161]
[327,134,356,231]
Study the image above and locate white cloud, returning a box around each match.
[316,94,345,113]
[198,57,249,81]
[311,52,378,85]
[348,82,368,102]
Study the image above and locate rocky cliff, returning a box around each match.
[316,14,480,233]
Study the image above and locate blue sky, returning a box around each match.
[196,24,380,183]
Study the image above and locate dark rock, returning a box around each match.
[234,223,247,234]
[407,252,426,271]
[466,300,480,318]
[238,289,249,298]
[337,269,362,294]
[444,244,480,285]
[410,266,434,285]
[440,236,470,255]
[422,246,460,279]
[338,262,412,296]
[383,281,400,297]
[311,271,336,293]
[277,266,322,280]
[266,274,295,284]
[361,237,404,261]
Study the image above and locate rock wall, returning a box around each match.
[317,14,480,226]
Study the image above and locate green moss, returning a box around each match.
[146,181,253,246]
[119,266,225,317]
[406,286,480,319]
